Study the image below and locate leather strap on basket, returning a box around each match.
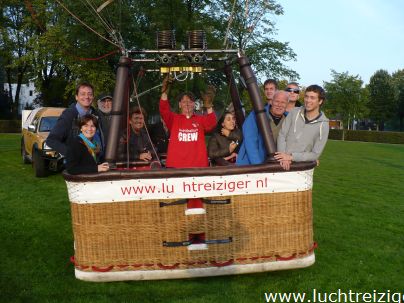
[205,237,232,244]
[159,199,188,207]
[202,198,231,205]
[163,237,232,247]
[159,198,231,207]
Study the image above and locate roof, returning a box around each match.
[22,107,66,129]
[36,107,66,117]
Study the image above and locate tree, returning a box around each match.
[0,0,34,117]
[391,69,404,131]
[323,70,368,130]
[367,70,395,131]
[209,0,298,80]
[1,0,299,117]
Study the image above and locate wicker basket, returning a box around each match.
[64,162,317,281]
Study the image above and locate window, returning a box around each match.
[39,117,59,132]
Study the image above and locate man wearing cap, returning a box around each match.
[96,93,113,147]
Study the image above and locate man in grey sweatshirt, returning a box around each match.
[274,84,329,170]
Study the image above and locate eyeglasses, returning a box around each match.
[285,88,300,93]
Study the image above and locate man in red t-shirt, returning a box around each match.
[159,77,217,168]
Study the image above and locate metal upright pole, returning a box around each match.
[105,56,131,163]
[224,63,245,127]
[238,55,276,158]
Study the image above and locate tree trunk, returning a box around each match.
[13,65,27,118]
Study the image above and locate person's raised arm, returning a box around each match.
[201,85,217,131]
[161,74,170,101]
[159,75,174,129]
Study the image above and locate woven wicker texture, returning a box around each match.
[71,190,313,271]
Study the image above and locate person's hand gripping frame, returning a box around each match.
[161,74,174,96]
[201,85,216,110]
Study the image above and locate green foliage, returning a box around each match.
[329,129,404,144]
[391,69,404,131]
[0,0,34,116]
[1,0,299,117]
[1,134,404,301]
[367,69,395,130]
[0,120,20,132]
[323,70,368,129]
[210,0,298,80]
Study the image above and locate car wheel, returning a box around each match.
[32,148,48,177]
[21,139,30,164]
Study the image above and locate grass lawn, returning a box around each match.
[0,133,403,302]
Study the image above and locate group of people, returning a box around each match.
[46,76,329,175]
[46,83,111,174]
[236,79,329,170]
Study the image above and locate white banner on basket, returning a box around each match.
[66,169,314,204]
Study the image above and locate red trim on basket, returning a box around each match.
[70,244,317,271]
[70,256,89,269]
[309,242,318,252]
[92,265,114,272]
[157,263,180,269]
[117,264,129,268]
[211,259,234,267]
[276,254,296,261]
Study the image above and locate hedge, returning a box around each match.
[0,120,21,133]
[1,120,403,144]
[329,129,404,144]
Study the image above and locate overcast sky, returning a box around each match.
[274,0,404,87]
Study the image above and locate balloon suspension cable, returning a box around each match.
[130,75,161,165]
[55,0,121,48]
[96,0,114,12]
[130,72,188,100]
[223,0,238,49]
[82,0,125,50]
[125,76,131,169]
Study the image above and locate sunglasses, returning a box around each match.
[285,88,300,93]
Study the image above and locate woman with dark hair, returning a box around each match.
[208,111,243,166]
[66,114,110,174]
